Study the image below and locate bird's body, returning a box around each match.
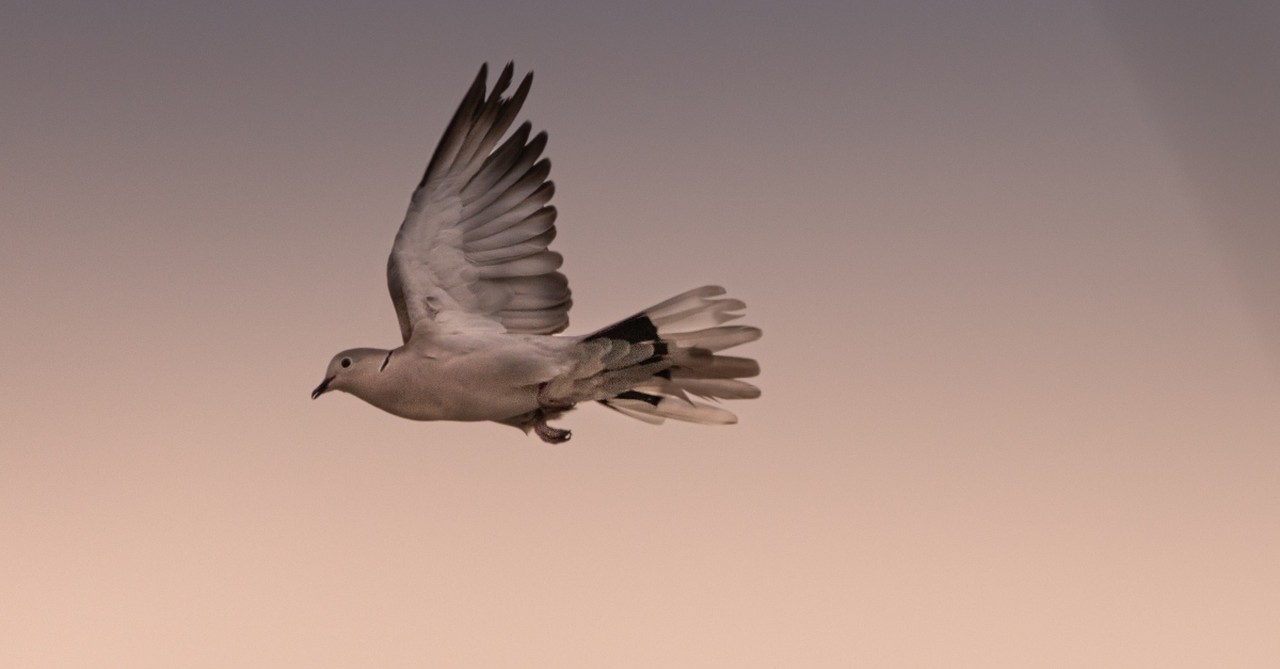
[341,331,574,423]
[312,63,762,443]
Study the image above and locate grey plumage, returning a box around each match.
[314,63,762,442]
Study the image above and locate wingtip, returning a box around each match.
[494,62,514,95]
[465,63,489,101]
[513,70,534,103]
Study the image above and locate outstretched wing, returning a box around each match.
[387,63,572,341]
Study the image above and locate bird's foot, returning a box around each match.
[533,417,572,444]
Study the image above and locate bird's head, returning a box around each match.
[312,348,389,399]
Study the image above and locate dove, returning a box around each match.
[312,63,761,443]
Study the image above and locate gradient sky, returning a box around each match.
[3,1,1278,666]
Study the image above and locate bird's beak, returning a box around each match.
[311,375,335,400]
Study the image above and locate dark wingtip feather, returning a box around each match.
[420,65,491,187]
[509,72,533,115]
[528,130,548,154]
[493,62,514,97]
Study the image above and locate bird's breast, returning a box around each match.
[358,352,541,422]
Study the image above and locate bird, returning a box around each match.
[311,63,761,443]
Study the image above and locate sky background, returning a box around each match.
[3,1,1278,666]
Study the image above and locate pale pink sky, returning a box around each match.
[3,1,1278,666]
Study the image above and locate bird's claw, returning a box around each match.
[534,419,571,444]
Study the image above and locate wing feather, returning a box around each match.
[420,66,488,187]
[388,63,572,340]
[462,122,533,200]
[477,158,553,220]
[461,133,548,217]
[461,182,555,240]
[465,206,556,252]
[475,250,563,279]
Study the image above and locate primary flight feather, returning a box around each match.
[312,63,761,443]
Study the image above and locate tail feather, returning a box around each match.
[663,325,762,352]
[634,377,762,401]
[608,394,738,425]
[642,286,728,321]
[672,354,760,379]
[602,401,667,425]
[587,286,762,426]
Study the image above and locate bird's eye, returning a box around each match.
[341,357,352,368]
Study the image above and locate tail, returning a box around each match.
[585,286,762,425]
